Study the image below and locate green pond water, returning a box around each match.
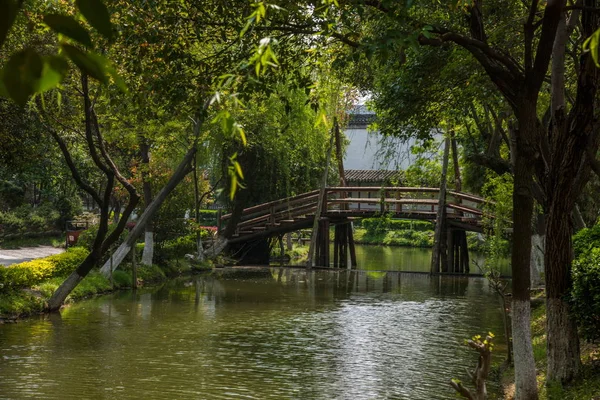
[291,243,511,276]
[0,246,508,399]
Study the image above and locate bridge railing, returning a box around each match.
[220,186,492,237]
[324,187,489,222]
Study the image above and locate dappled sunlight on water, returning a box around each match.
[0,269,506,399]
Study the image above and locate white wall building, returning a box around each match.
[343,105,419,171]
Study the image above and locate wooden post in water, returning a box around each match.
[430,137,450,275]
[446,227,454,273]
[348,223,357,268]
[340,223,347,269]
[333,224,340,268]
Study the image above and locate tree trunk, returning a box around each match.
[99,146,196,276]
[193,155,205,262]
[530,214,545,288]
[430,137,449,274]
[511,111,538,400]
[334,117,346,186]
[544,2,587,384]
[47,269,85,310]
[545,203,580,383]
[140,139,155,266]
[307,133,334,267]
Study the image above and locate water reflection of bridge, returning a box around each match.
[221,187,491,274]
[202,267,476,301]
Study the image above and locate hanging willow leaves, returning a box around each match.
[44,14,93,48]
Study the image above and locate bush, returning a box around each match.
[0,203,64,235]
[46,247,89,276]
[155,234,196,262]
[137,265,167,282]
[362,216,434,235]
[0,259,55,289]
[571,248,600,343]
[0,248,89,291]
[0,211,25,234]
[573,223,600,259]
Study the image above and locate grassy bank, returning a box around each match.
[353,227,486,252]
[0,244,210,320]
[502,296,600,399]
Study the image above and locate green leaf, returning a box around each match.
[38,56,69,92]
[76,0,113,41]
[230,175,237,200]
[44,14,93,48]
[61,44,107,83]
[584,28,600,68]
[1,48,44,106]
[0,0,19,49]
[234,160,244,180]
[87,51,126,92]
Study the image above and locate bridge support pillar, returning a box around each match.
[315,219,330,267]
[332,220,356,269]
[446,228,470,273]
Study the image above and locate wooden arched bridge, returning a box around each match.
[219,187,491,274]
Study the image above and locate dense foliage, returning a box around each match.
[361,216,433,235]
[571,224,600,342]
[571,247,600,343]
[0,247,88,291]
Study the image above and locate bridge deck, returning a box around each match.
[221,187,491,244]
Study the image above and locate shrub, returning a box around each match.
[0,203,65,235]
[571,247,600,343]
[362,216,433,235]
[0,259,55,289]
[573,223,600,259]
[137,265,167,282]
[0,211,25,234]
[45,247,89,276]
[0,248,89,291]
[155,234,196,262]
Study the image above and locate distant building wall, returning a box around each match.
[344,106,418,171]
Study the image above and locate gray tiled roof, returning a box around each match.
[347,113,376,128]
[345,169,403,183]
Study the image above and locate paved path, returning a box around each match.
[0,246,65,266]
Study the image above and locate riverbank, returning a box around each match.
[501,293,600,399]
[0,247,210,321]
